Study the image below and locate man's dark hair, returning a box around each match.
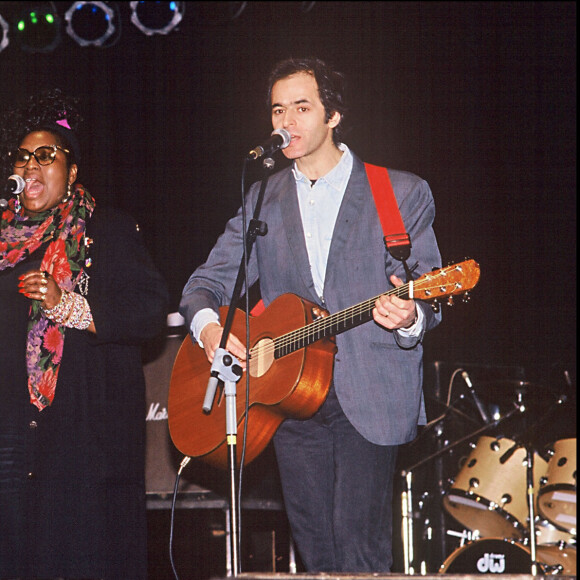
[267,57,347,145]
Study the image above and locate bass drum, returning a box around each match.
[440,538,540,574]
[440,537,576,575]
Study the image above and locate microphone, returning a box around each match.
[1,175,25,209]
[461,370,491,424]
[247,129,291,160]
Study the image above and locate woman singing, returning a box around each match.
[0,89,169,579]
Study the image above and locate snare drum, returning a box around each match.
[534,519,577,575]
[443,436,548,539]
[536,518,576,545]
[538,438,577,534]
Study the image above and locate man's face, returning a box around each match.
[271,72,340,164]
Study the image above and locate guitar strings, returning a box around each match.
[249,263,472,363]
[249,283,410,360]
[272,276,440,353]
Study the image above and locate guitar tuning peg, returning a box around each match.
[447,296,454,306]
[462,292,471,303]
[431,301,440,313]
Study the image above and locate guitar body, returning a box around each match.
[168,293,337,469]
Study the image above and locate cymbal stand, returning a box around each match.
[526,446,539,575]
[498,392,569,576]
[401,471,414,574]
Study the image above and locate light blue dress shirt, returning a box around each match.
[293,143,353,301]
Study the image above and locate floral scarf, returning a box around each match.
[0,184,95,410]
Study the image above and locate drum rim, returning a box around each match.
[535,517,577,535]
[537,485,577,534]
[538,482,577,495]
[443,488,527,534]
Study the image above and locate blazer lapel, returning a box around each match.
[278,172,319,301]
[324,158,368,291]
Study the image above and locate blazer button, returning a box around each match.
[27,472,36,479]
[29,420,38,429]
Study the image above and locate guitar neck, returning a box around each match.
[274,283,411,358]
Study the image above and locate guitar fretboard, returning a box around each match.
[274,284,411,358]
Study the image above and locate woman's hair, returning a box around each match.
[266,57,348,145]
[0,88,82,177]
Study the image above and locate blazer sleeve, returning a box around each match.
[388,170,442,349]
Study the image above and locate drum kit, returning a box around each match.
[399,370,576,575]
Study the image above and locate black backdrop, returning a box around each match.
[1,1,575,393]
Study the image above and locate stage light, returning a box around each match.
[13,3,62,53]
[130,1,184,36]
[64,1,118,47]
[0,14,9,53]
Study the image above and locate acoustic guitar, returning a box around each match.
[168,259,480,469]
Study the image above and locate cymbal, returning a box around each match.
[475,380,558,403]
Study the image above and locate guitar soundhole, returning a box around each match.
[249,338,275,378]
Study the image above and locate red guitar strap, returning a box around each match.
[364,162,413,280]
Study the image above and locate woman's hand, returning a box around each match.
[18,269,62,309]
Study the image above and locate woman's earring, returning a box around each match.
[63,183,72,203]
[14,194,21,214]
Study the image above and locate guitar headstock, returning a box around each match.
[412,259,480,307]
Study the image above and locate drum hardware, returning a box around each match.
[401,471,414,574]
[402,374,572,575]
[524,443,540,574]
[400,404,522,574]
[442,390,572,575]
[445,528,478,545]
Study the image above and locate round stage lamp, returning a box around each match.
[130,1,184,36]
[64,1,117,47]
[13,3,62,53]
[0,14,9,53]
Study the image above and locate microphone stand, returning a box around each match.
[202,156,276,577]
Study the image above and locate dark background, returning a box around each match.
[2,1,575,378]
[1,1,576,576]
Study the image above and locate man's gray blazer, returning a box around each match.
[180,153,442,446]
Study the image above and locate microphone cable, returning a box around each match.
[169,455,191,580]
